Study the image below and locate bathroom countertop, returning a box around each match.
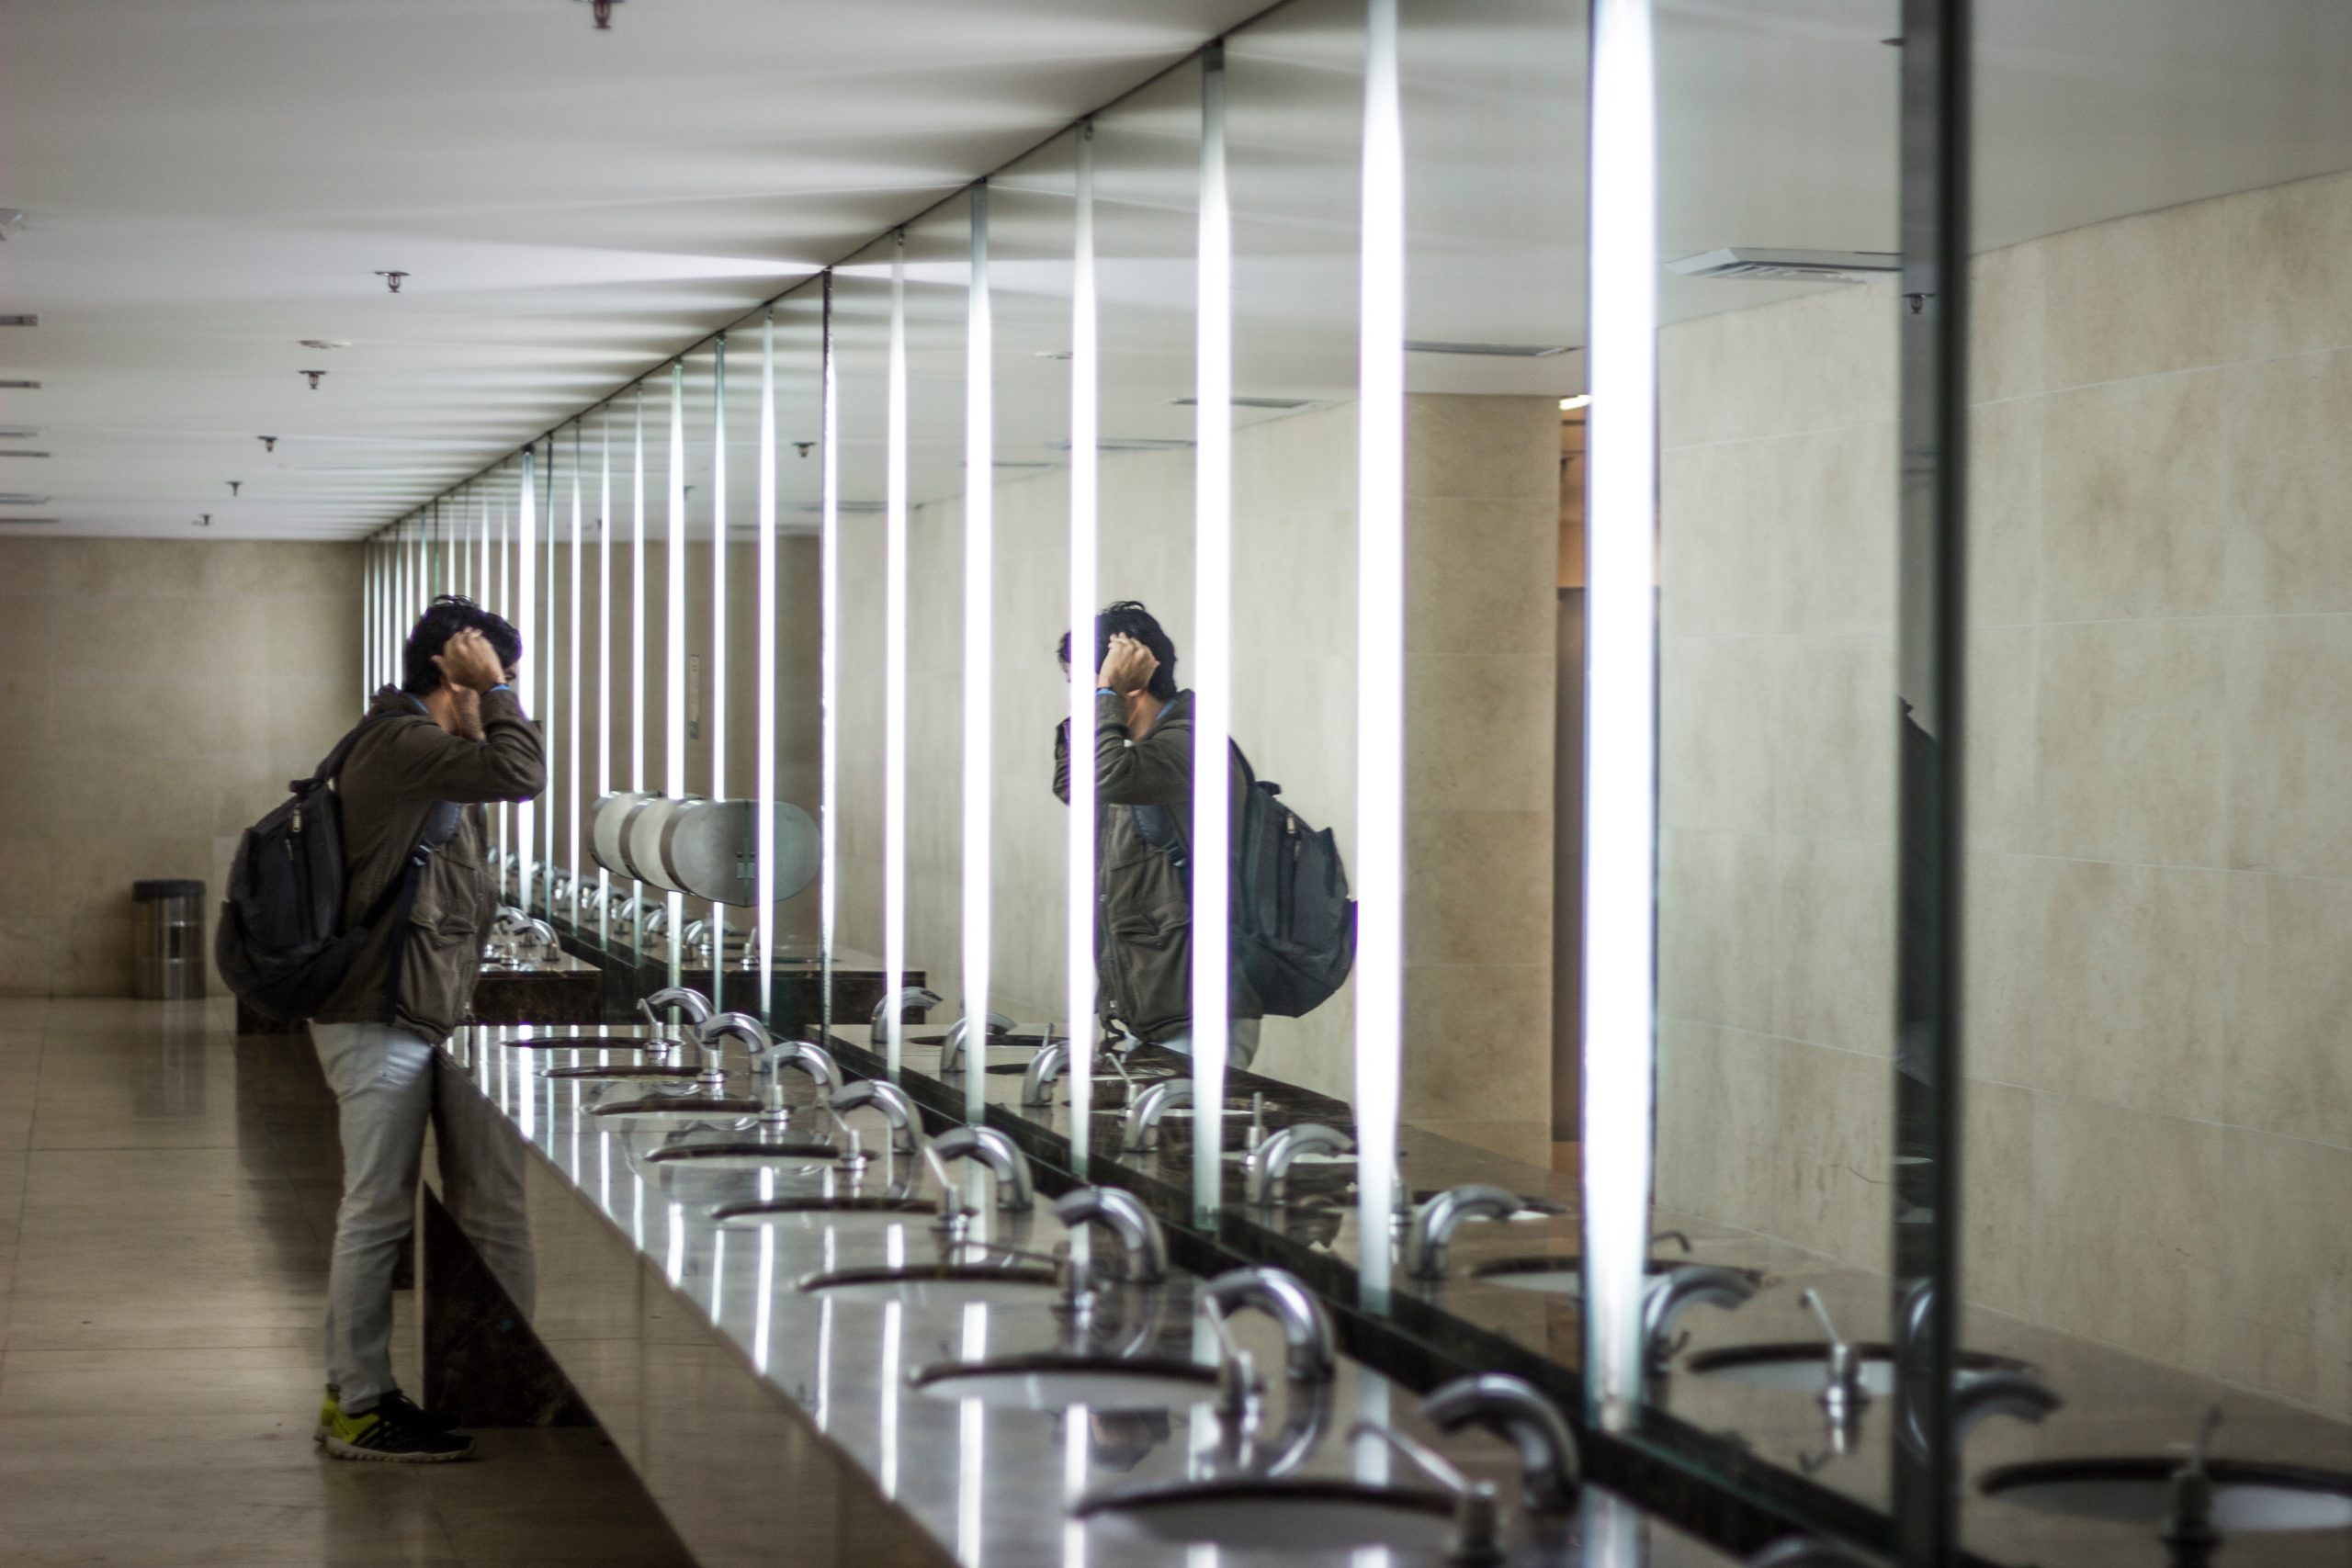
[435,1024,1747,1568]
[812,1022,2352,1567]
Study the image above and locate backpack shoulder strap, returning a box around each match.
[296,709,409,795]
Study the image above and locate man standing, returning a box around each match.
[1053,601,1261,1068]
[310,595,545,1461]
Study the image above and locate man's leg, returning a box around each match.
[431,1051,537,1318]
[313,1021,435,1413]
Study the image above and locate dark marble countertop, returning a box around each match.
[440,1024,1746,1568]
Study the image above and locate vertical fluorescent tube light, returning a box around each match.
[599,412,614,948]
[497,488,511,886]
[516,447,537,918]
[543,437,560,906]
[1581,0,1660,1433]
[819,274,841,1038]
[667,361,687,985]
[963,185,995,1127]
[756,311,778,1018]
[1353,0,1407,1314]
[1067,125,1100,1174]
[569,423,583,924]
[710,337,730,955]
[883,231,910,1082]
[1190,46,1235,1228]
[632,388,648,941]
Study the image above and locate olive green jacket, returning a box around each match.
[1054,690,1259,1043]
[312,684,546,1043]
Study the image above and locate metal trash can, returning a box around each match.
[131,879,207,1000]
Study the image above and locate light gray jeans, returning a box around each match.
[313,1021,534,1413]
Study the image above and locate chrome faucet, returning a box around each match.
[1402,1183,1521,1280]
[2161,1405,2224,1566]
[1640,1265,1759,1369]
[938,1010,1019,1074]
[928,1124,1035,1212]
[1797,1289,1868,1430]
[1348,1420,1503,1566]
[1051,1186,1167,1286]
[828,1079,922,1156]
[696,1010,769,1089]
[1121,1078,1193,1153]
[1199,1267,1337,1386]
[1421,1372,1581,1514]
[753,1040,845,1128]
[1020,1039,1070,1105]
[1241,1122,1353,1207]
[870,986,942,1043]
[638,986,714,1068]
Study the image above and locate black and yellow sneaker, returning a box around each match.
[316,1389,474,1463]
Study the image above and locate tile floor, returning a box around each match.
[0,997,695,1567]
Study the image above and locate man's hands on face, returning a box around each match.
[1097,633,1159,697]
[434,627,508,694]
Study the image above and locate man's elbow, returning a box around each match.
[496,758,548,801]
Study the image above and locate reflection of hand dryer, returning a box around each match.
[587,791,818,906]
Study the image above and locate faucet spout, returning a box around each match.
[1198,1267,1336,1385]
[929,1125,1035,1212]
[1421,1372,1581,1514]
[939,1010,1020,1074]
[1020,1039,1070,1106]
[1121,1078,1193,1153]
[828,1079,922,1156]
[1051,1186,1167,1284]
[1402,1183,1521,1280]
[1241,1122,1353,1206]
[870,986,942,1043]
[1640,1265,1759,1368]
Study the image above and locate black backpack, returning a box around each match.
[215,713,451,1024]
[1142,742,1357,1018]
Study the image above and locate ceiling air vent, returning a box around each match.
[1404,340,1569,357]
[1168,396,1318,411]
[0,516,58,525]
[0,492,53,505]
[0,380,41,389]
[835,501,887,514]
[0,451,50,459]
[1046,437,1193,454]
[0,315,38,328]
[1667,248,1899,283]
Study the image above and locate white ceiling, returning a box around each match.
[0,0,1277,538]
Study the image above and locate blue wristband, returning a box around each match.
[488,683,512,694]
[1095,687,1118,699]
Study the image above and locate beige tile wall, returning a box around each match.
[0,538,363,997]
[1657,170,2352,1416]
[833,395,1557,1143]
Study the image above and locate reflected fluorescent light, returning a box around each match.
[1168,395,1316,411]
[1354,0,1405,1314]
[1190,45,1234,1230]
[1559,394,1592,412]
[568,426,583,926]
[1667,246,1898,283]
[666,361,686,984]
[516,448,537,916]
[820,275,842,1038]
[964,186,996,1126]
[710,337,730,959]
[758,314,778,1015]
[1068,121,1099,1174]
[884,232,910,1082]
[1583,0,1661,1435]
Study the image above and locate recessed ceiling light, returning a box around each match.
[1033,350,1072,361]
[0,315,38,328]
[1168,396,1317,412]
[1045,437,1192,453]
[0,380,40,389]
[0,450,51,458]
[1405,340,1569,357]
[299,339,351,351]
[0,516,58,525]
[1559,395,1591,412]
[0,492,53,504]
[0,426,39,440]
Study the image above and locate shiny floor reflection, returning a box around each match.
[0,997,693,1568]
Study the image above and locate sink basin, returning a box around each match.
[1472,1254,1753,1297]
[1980,1458,2352,1532]
[911,1354,1217,1412]
[708,1194,935,1225]
[587,1092,763,1122]
[797,1261,1064,1307]
[640,1137,842,1171]
[492,1034,673,1051]
[540,1063,704,1081]
[1685,1341,2028,1397]
[1075,1479,1457,1555]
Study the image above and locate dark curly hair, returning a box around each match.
[1057,600,1179,702]
[401,594,523,695]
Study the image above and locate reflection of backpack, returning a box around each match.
[216,715,451,1023]
[1142,741,1356,1018]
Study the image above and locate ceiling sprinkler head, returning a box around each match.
[258,435,277,453]
[794,441,814,458]
[194,513,212,528]
[374,270,408,294]
[300,369,326,389]
[228,480,242,497]
[578,0,622,28]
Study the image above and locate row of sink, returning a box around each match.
[480,989,2352,1562]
